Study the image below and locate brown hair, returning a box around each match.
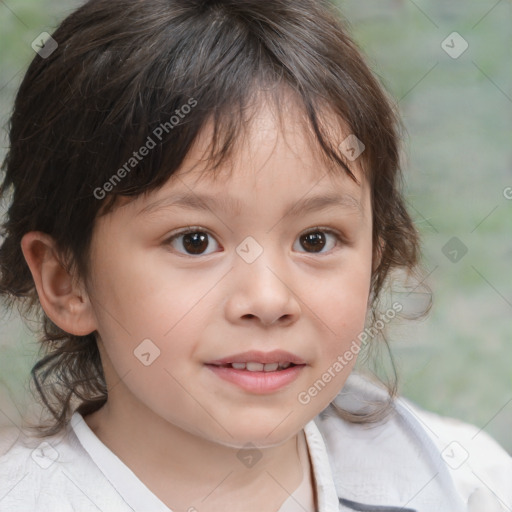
[0,0,423,437]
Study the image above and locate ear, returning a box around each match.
[20,231,97,336]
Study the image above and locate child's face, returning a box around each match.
[85,99,374,448]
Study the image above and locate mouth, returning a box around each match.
[204,350,306,393]
[205,349,306,367]
[207,361,299,372]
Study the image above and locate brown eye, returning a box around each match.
[181,232,209,254]
[166,228,219,256]
[295,228,343,254]
[300,232,326,252]
[165,226,343,257]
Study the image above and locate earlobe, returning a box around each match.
[20,231,97,336]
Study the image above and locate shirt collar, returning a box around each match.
[303,418,341,512]
[72,411,342,512]
[71,412,170,512]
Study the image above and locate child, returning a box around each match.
[0,0,510,510]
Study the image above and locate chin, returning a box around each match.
[215,432,298,450]
[215,416,305,449]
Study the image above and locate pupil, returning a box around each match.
[183,232,208,254]
[302,232,325,252]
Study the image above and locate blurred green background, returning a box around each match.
[0,0,511,453]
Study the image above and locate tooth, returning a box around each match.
[279,362,291,369]
[246,362,264,371]
[231,362,246,370]
[263,362,279,372]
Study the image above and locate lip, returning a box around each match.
[205,349,306,365]
[205,364,305,394]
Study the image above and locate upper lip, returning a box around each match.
[206,350,306,365]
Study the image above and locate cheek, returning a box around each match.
[292,262,371,413]
[89,246,222,387]
[303,251,372,389]
[91,245,207,337]
[89,255,207,430]
[318,256,372,331]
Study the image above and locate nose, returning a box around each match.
[225,245,302,327]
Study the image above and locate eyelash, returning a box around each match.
[163,225,346,256]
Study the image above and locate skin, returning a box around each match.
[21,93,376,512]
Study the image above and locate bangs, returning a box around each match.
[90,11,364,215]
[98,84,361,215]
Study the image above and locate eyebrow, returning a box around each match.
[138,190,363,218]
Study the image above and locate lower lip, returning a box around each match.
[205,364,305,394]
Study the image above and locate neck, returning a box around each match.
[84,388,307,512]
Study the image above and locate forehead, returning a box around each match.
[117,89,369,218]
[191,88,365,180]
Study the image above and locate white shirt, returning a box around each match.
[0,373,510,511]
